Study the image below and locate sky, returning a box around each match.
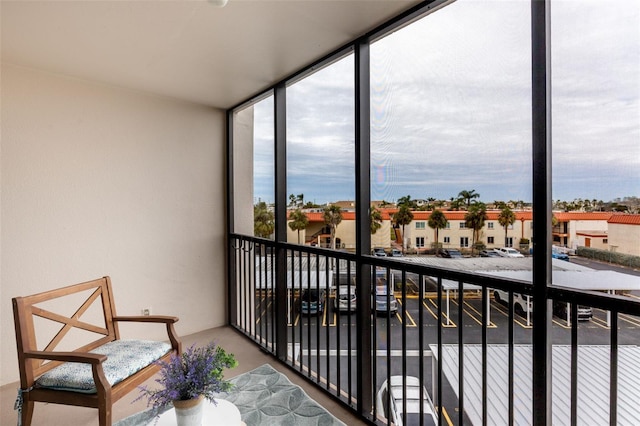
[251,0,639,206]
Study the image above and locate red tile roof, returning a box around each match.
[553,212,613,221]
[298,209,618,223]
[608,214,640,225]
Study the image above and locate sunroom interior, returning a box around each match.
[2,0,638,425]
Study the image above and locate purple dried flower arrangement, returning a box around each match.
[137,341,237,414]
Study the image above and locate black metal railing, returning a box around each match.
[229,234,640,425]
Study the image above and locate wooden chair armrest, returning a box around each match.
[113,316,182,353]
[24,350,107,365]
[113,315,179,324]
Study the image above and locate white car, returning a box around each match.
[334,286,357,312]
[495,247,525,258]
[373,284,398,315]
[376,376,437,426]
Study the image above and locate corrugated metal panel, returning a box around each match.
[488,270,640,291]
[429,344,640,426]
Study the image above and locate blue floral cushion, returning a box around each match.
[36,340,172,394]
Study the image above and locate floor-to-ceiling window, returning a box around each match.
[228,1,640,424]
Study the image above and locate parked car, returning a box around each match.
[552,250,570,261]
[374,284,398,315]
[493,289,533,316]
[495,247,525,258]
[376,376,437,426]
[372,247,387,257]
[391,249,403,257]
[479,249,500,257]
[553,301,592,321]
[334,286,357,312]
[300,289,326,315]
[437,248,463,258]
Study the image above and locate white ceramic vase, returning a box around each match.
[173,395,204,426]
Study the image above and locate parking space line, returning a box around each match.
[427,299,457,327]
[441,406,454,426]
[491,302,532,329]
[256,300,272,325]
[463,301,497,328]
[422,300,439,320]
[322,308,337,327]
[619,313,640,327]
[590,315,609,328]
[395,300,417,327]
[551,318,572,329]
[290,313,300,327]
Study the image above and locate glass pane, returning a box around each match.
[551,0,640,253]
[371,0,532,256]
[286,55,355,247]
[232,94,275,238]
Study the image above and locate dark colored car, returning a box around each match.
[438,248,463,258]
[479,249,500,257]
[300,289,326,315]
[553,301,592,321]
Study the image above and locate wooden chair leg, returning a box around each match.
[98,406,112,426]
[21,400,34,426]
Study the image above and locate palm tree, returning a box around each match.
[428,209,448,252]
[464,202,487,254]
[254,201,275,238]
[288,208,309,244]
[458,189,480,208]
[323,204,343,250]
[397,195,417,209]
[392,204,414,252]
[370,207,383,235]
[498,206,516,247]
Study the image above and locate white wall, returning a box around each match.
[0,64,227,385]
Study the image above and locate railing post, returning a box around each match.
[531,0,553,424]
[274,82,289,361]
[355,39,373,417]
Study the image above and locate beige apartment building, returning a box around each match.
[287,208,639,255]
[607,214,640,257]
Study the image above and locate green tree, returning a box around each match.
[464,202,487,254]
[254,201,274,238]
[397,195,417,209]
[288,193,304,208]
[288,208,309,244]
[323,204,343,250]
[498,206,516,247]
[370,207,383,235]
[458,189,480,209]
[428,209,448,251]
[393,204,414,253]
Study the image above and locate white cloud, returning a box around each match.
[251,0,639,205]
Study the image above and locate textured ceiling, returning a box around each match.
[1,0,422,109]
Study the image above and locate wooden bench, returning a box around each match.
[12,276,182,426]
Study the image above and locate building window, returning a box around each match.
[460,237,469,248]
[603,239,608,244]
[487,222,494,229]
[443,237,450,244]
[506,237,514,247]
[416,221,426,229]
[445,222,451,229]
[416,237,425,248]
[459,222,466,229]
[488,236,494,244]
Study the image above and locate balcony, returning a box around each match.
[0,325,362,426]
[229,235,640,425]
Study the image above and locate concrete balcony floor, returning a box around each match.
[1,326,365,426]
